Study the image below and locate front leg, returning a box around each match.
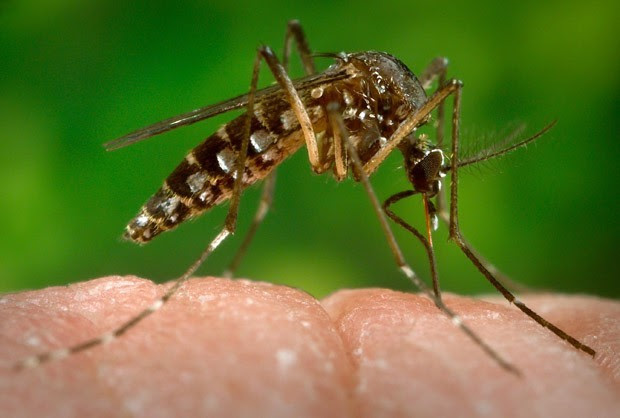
[326,102,519,375]
[445,79,596,357]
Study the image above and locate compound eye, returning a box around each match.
[410,149,444,193]
[421,150,444,179]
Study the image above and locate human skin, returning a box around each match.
[1,276,618,417]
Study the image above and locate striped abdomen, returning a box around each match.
[125,98,325,243]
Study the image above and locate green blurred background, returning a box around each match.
[1,0,618,299]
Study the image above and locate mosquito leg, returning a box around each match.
[446,82,596,357]
[422,69,530,294]
[255,46,322,172]
[433,127,526,292]
[13,226,232,371]
[14,40,284,371]
[419,57,449,215]
[331,111,347,180]
[419,56,448,149]
[383,190,442,299]
[437,122,558,294]
[222,172,276,278]
[222,23,320,278]
[327,102,519,375]
[435,206,535,294]
[283,20,316,75]
[419,57,448,90]
[227,44,324,236]
[17,43,330,370]
[363,79,463,176]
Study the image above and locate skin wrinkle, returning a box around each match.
[320,288,620,416]
[1,276,618,417]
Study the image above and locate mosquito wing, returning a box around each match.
[104,69,350,151]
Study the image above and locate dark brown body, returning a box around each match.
[126,52,429,243]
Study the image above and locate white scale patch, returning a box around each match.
[431,213,439,231]
[280,106,322,131]
[135,214,149,227]
[280,109,296,131]
[371,69,387,93]
[185,153,198,166]
[343,107,357,119]
[158,196,179,216]
[260,147,279,162]
[186,171,208,193]
[199,189,213,203]
[216,148,237,174]
[250,129,273,153]
[148,300,164,312]
[309,105,324,119]
[100,332,116,345]
[342,89,353,105]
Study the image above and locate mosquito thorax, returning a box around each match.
[341,51,428,131]
[319,51,431,167]
[346,51,427,112]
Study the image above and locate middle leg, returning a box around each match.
[222,171,276,278]
[223,21,318,277]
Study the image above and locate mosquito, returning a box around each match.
[14,20,595,374]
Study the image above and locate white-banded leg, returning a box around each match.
[438,122,556,294]
[421,58,536,295]
[13,46,265,372]
[231,43,324,221]
[379,58,449,299]
[326,102,520,375]
[257,46,322,171]
[14,224,233,371]
[446,83,596,357]
[14,27,322,371]
[383,190,442,299]
[419,57,448,146]
[222,171,276,278]
[223,21,317,278]
[194,42,322,269]
[283,19,316,75]
[437,208,535,294]
[436,123,541,293]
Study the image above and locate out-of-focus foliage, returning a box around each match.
[1,0,618,298]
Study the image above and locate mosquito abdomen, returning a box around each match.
[124,100,325,243]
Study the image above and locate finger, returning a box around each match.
[1,276,354,417]
[483,293,620,387]
[321,289,620,417]
[4,277,618,417]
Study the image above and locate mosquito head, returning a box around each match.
[399,135,446,197]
